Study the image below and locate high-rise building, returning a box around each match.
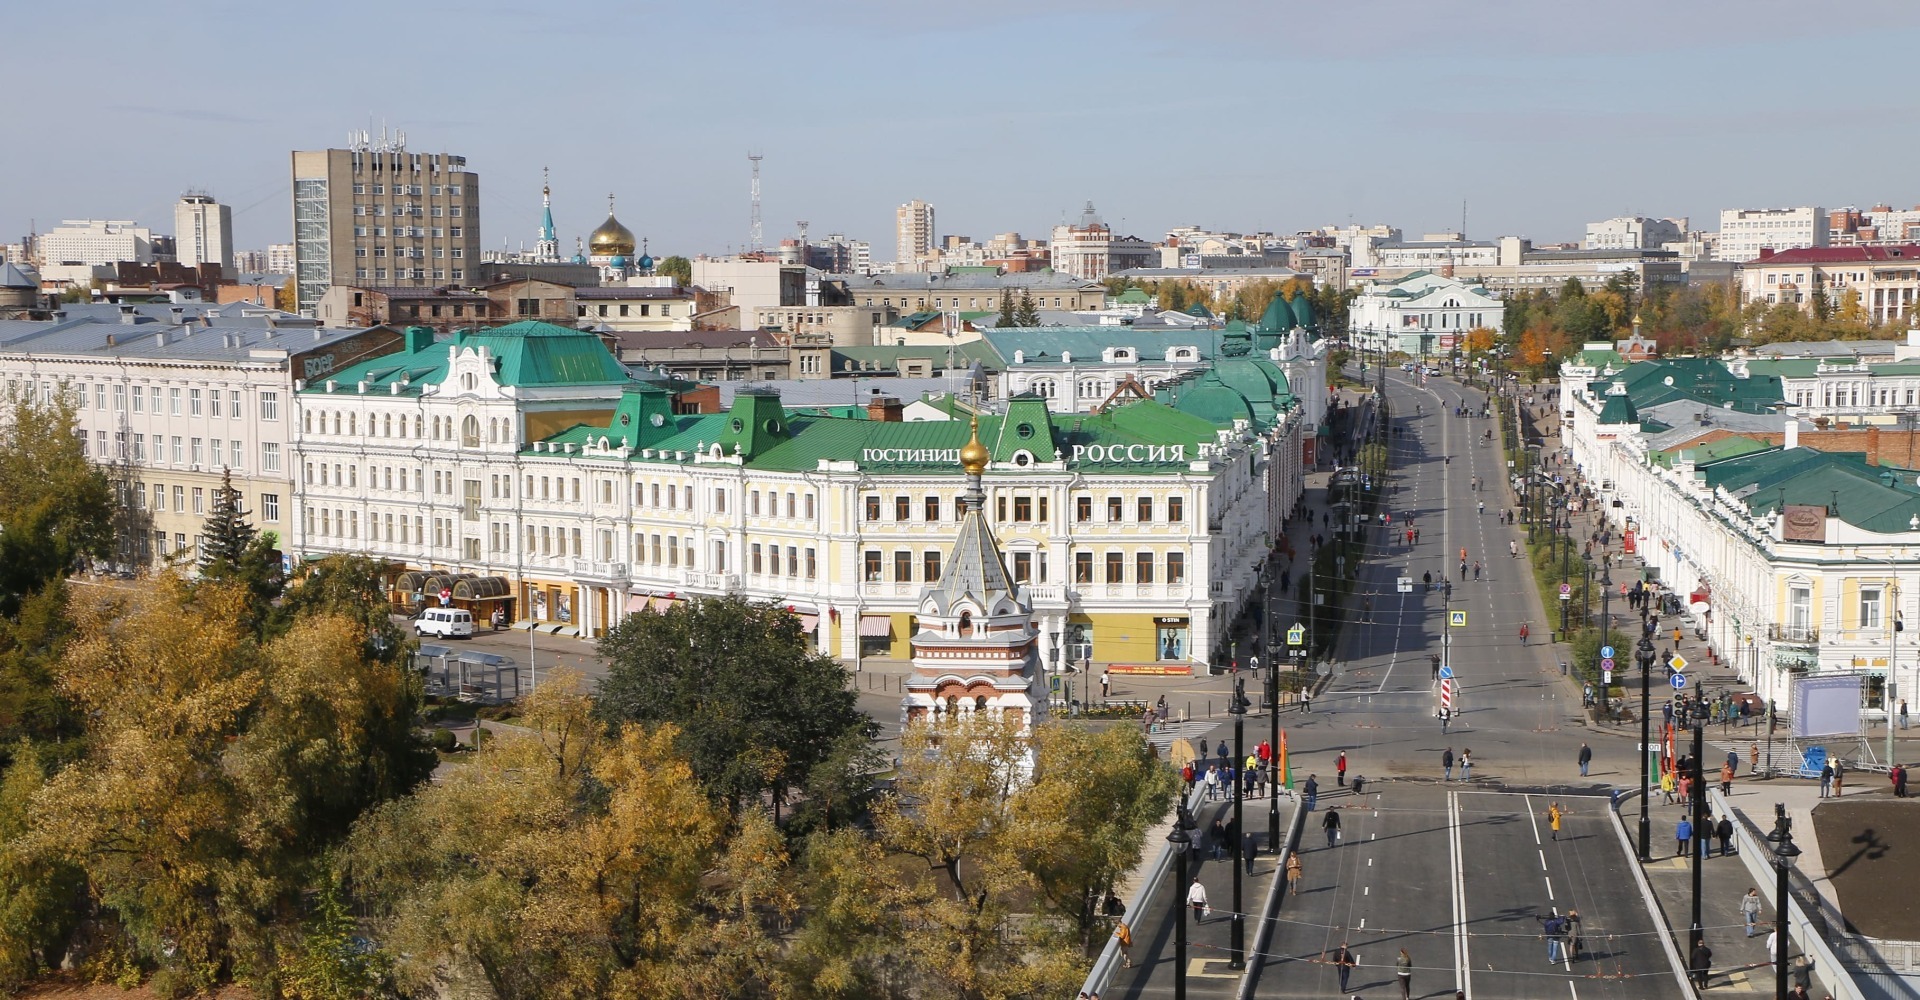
[232,249,269,274]
[266,243,295,274]
[289,134,482,311]
[174,193,233,271]
[1716,207,1827,262]
[896,199,935,269]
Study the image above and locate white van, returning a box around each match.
[416,607,475,638]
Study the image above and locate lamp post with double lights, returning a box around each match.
[1167,813,1191,1000]
[1688,706,1706,952]
[1765,805,1802,1000]
[1228,677,1250,969]
[1636,618,1656,861]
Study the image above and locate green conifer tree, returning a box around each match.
[199,468,255,575]
[1013,290,1040,327]
[995,292,1017,328]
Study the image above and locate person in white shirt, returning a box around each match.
[1187,878,1210,921]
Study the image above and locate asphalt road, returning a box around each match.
[1175,370,1691,1000]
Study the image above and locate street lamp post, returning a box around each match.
[1636,617,1656,861]
[1766,805,1802,1000]
[1267,572,1282,850]
[1228,678,1249,970]
[1169,818,1191,1000]
[1689,712,1706,950]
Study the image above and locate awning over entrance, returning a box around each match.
[798,613,820,631]
[453,576,512,601]
[623,594,650,614]
[394,571,430,595]
[420,574,462,597]
[858,615,891,638]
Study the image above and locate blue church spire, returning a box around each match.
[535,166,560,262]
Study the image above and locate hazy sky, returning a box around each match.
[8,0,1920,260]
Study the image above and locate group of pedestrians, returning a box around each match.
[1439,746,1472,780]
[1674,812,1737,857]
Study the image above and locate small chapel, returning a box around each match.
[900,415,1045,746]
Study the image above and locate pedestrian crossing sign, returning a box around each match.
[1449,610,1468,628]
[1287,624,1306,647]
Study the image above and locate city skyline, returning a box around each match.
[7,0,1920,260]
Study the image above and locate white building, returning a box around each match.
[267,243,295,274]
[1716,207,1827,262]
[0,302,400,571]
[1348,271,1504,355]
[39,220,160,269]
[1049,202,1156,280]
[1585,216,1685,251]
[1738,244,1920,325]
[174,194,233,272]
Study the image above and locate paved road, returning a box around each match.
[1232,370,1690,999]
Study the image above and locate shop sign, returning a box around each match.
[1070,443,1188,464]
[1154,616,1189,625]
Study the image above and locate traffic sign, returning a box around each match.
[1287,624,1306,647]
[1440,678,1455,710]
[1601,645,1616,660]
[1438,665,1455,680]
[1669,653,1689,672]
[1449,610,1468,627]
[1600,657,1615,671]
[1603,669,1613,684]
[1397,576,1413,594]
[1559,583,1572,601]
[1670,673,1688,690]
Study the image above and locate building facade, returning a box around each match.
[290,322,1305,670]
[0,303,400,570]
[1584,216,1685,251]
[1716,207,1827,263]
[1049,203,1156,280]
[290,143,483,312]
[1738,244,1920,324]
[896,200,935,269]
[843,270,1107,315]
[174,193,233,272]
[1348,271,1505,355]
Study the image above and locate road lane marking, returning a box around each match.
[1449,790,1472,997]
[1569,982,1580,1000]
[1539,849,1548,871]
[1546,875,1555,900]
[1524,793,1543,845]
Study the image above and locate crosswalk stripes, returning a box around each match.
[1146,719,1217,753]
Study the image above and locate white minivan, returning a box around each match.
[416,607,475,638]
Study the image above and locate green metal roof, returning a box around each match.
[1596,393,1640,424]
[1696,447,1920,534]
[305,320,629,395]
[1653,434,1772,469]
[1605,358,1784,415]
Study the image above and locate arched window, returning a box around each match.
[975,695,988,713]
[1030,378,1055,398]
[488,418,498,443]
[382,413,391,437]
[414,415,423,438]
[461,372,477,391]
[958,610,973,637]
[945,695,959,716]
[461,415,480,448]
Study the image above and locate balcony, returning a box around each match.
[570,560,629,585]
[1767,624,1818,644]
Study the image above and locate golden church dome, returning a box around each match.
[589,195,636,257]
[960,415,990,475]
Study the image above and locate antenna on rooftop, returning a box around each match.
[748,152,764,253]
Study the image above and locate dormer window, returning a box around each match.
[958,611,973,637]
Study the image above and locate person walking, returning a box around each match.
[1302,688,1313,714]
[1286,851,1304,895]
[1833,759,1845,797]
[1114,921,1133,968]
[1100,670,1111,699]
[1817,760,1833,797]
[1204,765,1220,801]
[1902,698,1910,730]
[1894,763,1909,798]
[1542,912,1567,963]
[1330,941,1356,993]
[1741,887,1762,938]
[1304,773,1319,812]
[1209,817,1227,861]
[1440,706,1452,733]
[1547,802,1564,841]
[1676,815,1694,856]
[1396,948,1413,999]
[1322,806,1343,849]
[1460,748,1473,780]
[1442,746,1455,781]
[1721,760,1735,797]
[1187,878,1210,923]
[1337,751,1349,787]
[1243,831,1257,874]
[1751,741,1761,775]
[1431,653,1442,679]
[1689,940,1714,991]
[1716,815,1735,857]
[1578,743,1592,777]
[1565,907,1583,959]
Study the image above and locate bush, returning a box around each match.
[429,728,456,753]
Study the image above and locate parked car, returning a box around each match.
[415,607,475,638]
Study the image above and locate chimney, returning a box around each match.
[168,306,184,324]
[105,333,115,347]
[1758,247,1775,261]
[118,304,137,324]
[1784,419,1799,449]
[153,331,167,347]
[866,392,904,422]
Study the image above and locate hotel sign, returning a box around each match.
[861,448,960,464]
[858,443,1189,466]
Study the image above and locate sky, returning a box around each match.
[8,0,1920,261]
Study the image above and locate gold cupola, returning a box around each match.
[960,414,990,476]
[588,193,637,258]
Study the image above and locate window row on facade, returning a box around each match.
[86,430,278,472]
[862,491,1187,525]
[16,381,276,421]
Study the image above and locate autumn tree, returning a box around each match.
[595,595,876,816]
[0,577,433,995]
[343,671,790,1000]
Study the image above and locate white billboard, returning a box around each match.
[1791,674,1863,739]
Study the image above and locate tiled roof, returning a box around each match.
[1697,447,1920,534]
[1751,245,1920,265]
[308,320,628,395]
